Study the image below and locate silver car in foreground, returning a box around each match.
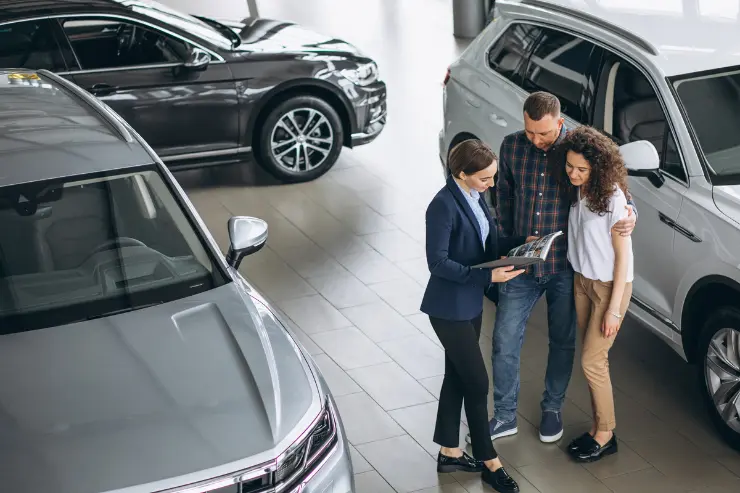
[0,69,353,493]
[439,0,740,450]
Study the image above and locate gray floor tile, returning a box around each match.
[600,467,691,493]
[627,433,740,491]
[396,257,431,285]
[411,484,469,493]
[354,470,395,493]
[306,272,381,309]
[311,327,391,370]
[580,439,652,480]
[491,419,568,468]
[277,294,352,334]
[348,361,437,411]
[356,435,457,492]
[406,314,442,347]
[337,249,409,285]
[356,187,424,216]
[517,455,612,493]
[419,375,445,400]
[275,242,348,279]
[330,204,398,235]
[379,334,446,380]
[362,230,426,262]
[312,353,362,397]
[334,392,406,445]
[341,301,421,343]
[369,277,425,316]
[389,401,469,456]
[349,444,374,474]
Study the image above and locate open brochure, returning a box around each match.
[473,231,564,269]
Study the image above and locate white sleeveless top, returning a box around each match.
[567,186,634,283]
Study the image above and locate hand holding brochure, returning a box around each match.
[473,231,564,269]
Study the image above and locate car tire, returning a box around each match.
[257,95,344,183]
[696,306,740,451]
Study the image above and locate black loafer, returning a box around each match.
[570,433,618,463]
[567,432,593,454]
[482,466,519,492]
[437,451,484,473]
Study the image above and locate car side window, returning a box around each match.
[487,23,542,86]
[604,60,688,182]
[521,28,596,122]
[61,18,189,71]
[0,20,66,71]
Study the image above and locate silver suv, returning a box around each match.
[439,0,740,450]
[0,69,353,493]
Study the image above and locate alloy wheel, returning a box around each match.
[269,108,334,173]
[705,327,740,434]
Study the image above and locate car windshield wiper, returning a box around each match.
[84,302,163,322]
[194,15,242,48]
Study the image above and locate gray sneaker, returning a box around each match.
[465,417,518,444]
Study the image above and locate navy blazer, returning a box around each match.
[420,176,525,321]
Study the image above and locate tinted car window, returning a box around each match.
[522,28,595,121]
[0,20,66,71]
[609,62,687,181]
[62,18,189,70]
[487,23,542,85]
[0,169,226,332]
[674,69,740,180]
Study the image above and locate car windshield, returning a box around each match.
[118,0,234,49]
[672,67,740,183]
[0,167,227,333]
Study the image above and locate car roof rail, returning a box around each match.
[519,0,659,56]
[36,69,134,143]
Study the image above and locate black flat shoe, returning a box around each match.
[437,451,484,473]
[570,433,618,463]
[567,432,593,454]
[482,466,519,492]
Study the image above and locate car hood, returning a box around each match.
[222,17,366,58]
[0,282,319,493]
[714,185,740,225]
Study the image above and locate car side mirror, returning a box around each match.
[226,216,268,270]
[184,47,211,71]
[620,140,664,188]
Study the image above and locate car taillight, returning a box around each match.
[443,67,450,86]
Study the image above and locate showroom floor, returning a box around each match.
[166,0,740,492]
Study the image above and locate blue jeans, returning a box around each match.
[491,269,577,424]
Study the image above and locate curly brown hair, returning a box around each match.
[548,126,629,215]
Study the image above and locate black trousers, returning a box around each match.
[430,313,497,460]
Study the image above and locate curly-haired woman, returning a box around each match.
[549,125,634,463]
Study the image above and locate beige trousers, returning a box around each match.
[574,272,632,432]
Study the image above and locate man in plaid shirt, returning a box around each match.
[485,92,636,444]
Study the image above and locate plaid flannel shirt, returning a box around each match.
[495,126,571,278]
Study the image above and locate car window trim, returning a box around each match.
[487,18,691,187]
[1,13,225,70]
[484,20,540,89]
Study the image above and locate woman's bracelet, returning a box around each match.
[609,310,622,319]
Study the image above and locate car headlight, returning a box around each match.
[275,397,338,487]
[340,62,378,86]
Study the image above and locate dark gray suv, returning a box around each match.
[0,69,353,493]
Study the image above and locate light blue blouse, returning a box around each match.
[455,180,490,249]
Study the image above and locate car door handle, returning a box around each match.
[89,83,118,96]
[659,212,702,243]
[465,98,481,108]
[489,113,508,127]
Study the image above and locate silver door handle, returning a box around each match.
[490,114,508,127]
[466,98,481,108]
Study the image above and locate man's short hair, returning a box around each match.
[523,91,561,121]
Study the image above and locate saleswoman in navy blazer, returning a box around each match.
[421,139,531,493]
